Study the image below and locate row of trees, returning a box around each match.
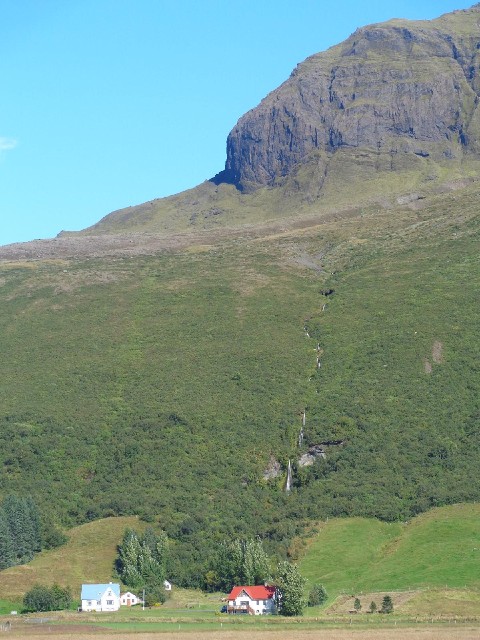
[0,496,42,569]
[116,528,169,606]
[205,538,270,592]
[354,595,393,614]
[0,495,67,571]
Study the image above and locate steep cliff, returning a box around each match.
[216,5,480,191]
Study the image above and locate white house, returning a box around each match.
[81,583,121,612]
[164,580,172,591]
[120,591,142,607]
[227,585,276,615]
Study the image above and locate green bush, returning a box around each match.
[23,584,71,612]
[307,583,328,607]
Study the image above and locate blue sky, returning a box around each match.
[0,0,475,245]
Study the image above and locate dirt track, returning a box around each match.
[9,624,480,640]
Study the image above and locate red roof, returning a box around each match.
[228,585,276,600]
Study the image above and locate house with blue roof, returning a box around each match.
[81,583,121,612]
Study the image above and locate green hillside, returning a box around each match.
[0,179,478,585]
[299,504,480,595]
[0,516,142,599]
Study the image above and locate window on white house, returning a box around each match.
[106,600,113,605]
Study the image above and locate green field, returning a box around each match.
[299,504,480,596]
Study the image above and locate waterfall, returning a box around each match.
[298,410,305,447]
[285,460,293,492]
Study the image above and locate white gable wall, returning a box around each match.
[82,587,120,612]
[100,586,120,611]
[120,592,141,606]
[228,590,275,615]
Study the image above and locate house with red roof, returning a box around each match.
[227,585,276,615]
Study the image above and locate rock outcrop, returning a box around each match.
[214,5,480,191]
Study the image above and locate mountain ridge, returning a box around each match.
[218,4,480,192]
[49,3,480,241]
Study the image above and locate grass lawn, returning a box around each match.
[300,504,480,596]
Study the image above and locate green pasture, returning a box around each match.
[300,504,480,595]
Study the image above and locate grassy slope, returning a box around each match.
[0,516,143,599]
[1,503,478,617]
[299,504,480,595]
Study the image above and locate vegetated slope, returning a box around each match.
[0,516,142,599]
[0,178,478,586]
[299,504,480,596]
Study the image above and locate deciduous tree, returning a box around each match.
[275,561,306,616]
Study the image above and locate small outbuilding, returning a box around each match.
[120,591,142,607]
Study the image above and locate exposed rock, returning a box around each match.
[432,340,444,363]
[263,455,281,480]
[298,444,326,467]
[215,6,480,192]
[396,193,425,205]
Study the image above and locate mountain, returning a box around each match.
[218,5,480,191]
[0,6,479,590]
[55,3,480,238]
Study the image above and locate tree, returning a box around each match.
[354,597,362,612]
[117,529,143,589]
[380,594,393,613]
[117,527,169,593]
[23,584,71,612]
[50,584,72,610]
[143,583,168,607]
[369,601,377,613]
[23,585,53,612]
[243,538,271,586]
[3,495,42,564]
[307,584,328,607]
[275,561,306,616]
[209,537,271,592]
[0,510,14,570]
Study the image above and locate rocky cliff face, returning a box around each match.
[215,5,480,191]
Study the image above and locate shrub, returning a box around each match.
[307,583,328,607]
[23,584,71,612]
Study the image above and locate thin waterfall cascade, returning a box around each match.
[285,460,293,492]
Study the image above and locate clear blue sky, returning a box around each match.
[0,0,475,245]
